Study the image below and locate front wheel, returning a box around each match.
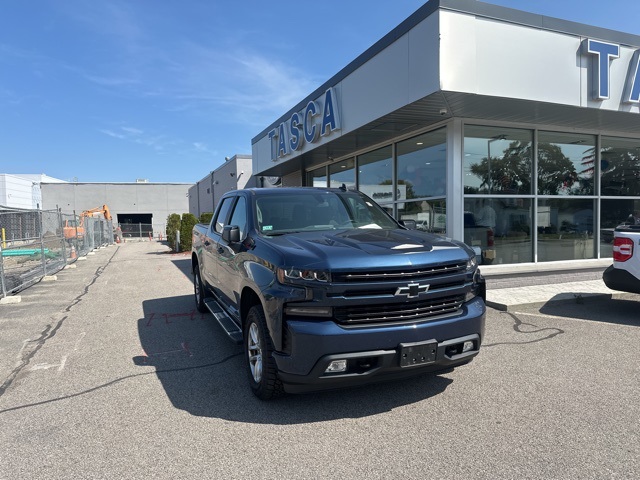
[244,305,284,400]
[193,265,208,313]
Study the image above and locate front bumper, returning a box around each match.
[273,296,485,393]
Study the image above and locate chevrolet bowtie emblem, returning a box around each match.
[395,283,430,298]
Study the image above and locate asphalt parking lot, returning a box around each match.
[0,241,638,479]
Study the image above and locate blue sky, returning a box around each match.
[1,1,639,183]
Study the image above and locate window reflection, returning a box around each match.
[399,199,446,235]
[463,198,532,265]
[329,158,355,189]
[600,198,640,257]
[307,167,327,188]
[397,129,446,199]
[464,126,533,195]
[538,132,595,195]
[601,137,640,196]
[537,199,595,262]
[358,146,393,202]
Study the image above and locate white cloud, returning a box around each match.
[99,126,174,152]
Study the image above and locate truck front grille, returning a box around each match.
[332,262,467,283]
[334,294,465,325]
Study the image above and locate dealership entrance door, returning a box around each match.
[117,213,153,238]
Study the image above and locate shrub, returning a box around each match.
[166,213,181,250]
[199,212,213,226]
[179,213,198,252]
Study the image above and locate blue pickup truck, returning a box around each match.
[191,187,486,399]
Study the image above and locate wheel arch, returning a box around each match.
[191,252,199,273]
[240,286,263,329]
[239,286,288,352]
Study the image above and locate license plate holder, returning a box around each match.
[399,340,437,367]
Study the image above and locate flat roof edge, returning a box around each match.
[252,0,640,146]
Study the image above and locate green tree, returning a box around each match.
[469,142,578,195]
[179,213,198,252]
[166,213,181,251]
[600,147,640,196]
[469,140,532,194]
[536,143,580,195]
[199,212,214,226]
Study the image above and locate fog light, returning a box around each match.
[325,359,347,373]
[462,341,474,353]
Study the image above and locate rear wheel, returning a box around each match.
[244,305,284,400]
[193,265,208,313]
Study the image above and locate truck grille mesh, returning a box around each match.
[334,294,465,325]
[332,261,466,283]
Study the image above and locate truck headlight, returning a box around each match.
[277,268,331,284]
[466,255,477,271]
[464,268,486,303]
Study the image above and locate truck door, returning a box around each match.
[203,196,235,299]
[214,195,248,319]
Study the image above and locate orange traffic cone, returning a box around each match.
[70,244,77,259]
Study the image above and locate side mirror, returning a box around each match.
[400,219,417,230]
[222,225,241,243]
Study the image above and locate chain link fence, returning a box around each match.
[1,206,114,298]
[116,223,167,241]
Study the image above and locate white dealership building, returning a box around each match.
[251,0,640,267]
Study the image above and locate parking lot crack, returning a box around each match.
[0,317,66,398]
[0,352,242,414]
[0,248,119,399]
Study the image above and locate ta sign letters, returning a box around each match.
[268,88,341,162]
[587,38,640,103]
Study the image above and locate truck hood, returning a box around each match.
[264,228,472,270]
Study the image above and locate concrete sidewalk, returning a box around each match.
[481,261,635,310]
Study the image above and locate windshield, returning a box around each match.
[255,190,398,235]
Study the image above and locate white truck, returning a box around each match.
[602,224,640,294]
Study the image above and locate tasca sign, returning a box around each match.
[587,38,640,102]
[268,88,340,162]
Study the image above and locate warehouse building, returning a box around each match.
[41,180,192,239]
[188,154,257,218]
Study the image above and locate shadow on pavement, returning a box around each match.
[170,258,192,282]
[133,295,453,424]
[539,294,640,327]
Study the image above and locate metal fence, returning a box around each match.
[0,206,114,298]
[116,223,167,241]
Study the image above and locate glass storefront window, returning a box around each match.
[464,198,532,265]
[464,126,533,195]
[600,198,640,257]
[538,132,595,195]
[329,158,355,189]
[358,146,393,203]
[601,136,640,196]
[397,129,446,199]
[307,167,327,187]
[399,199,446,235]
[537,198,595,262]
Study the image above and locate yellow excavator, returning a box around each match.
[63,205,112,240]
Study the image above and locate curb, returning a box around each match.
[486,291,622,311]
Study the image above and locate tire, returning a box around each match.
[193,265,208,313]
[244,305,284,400]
